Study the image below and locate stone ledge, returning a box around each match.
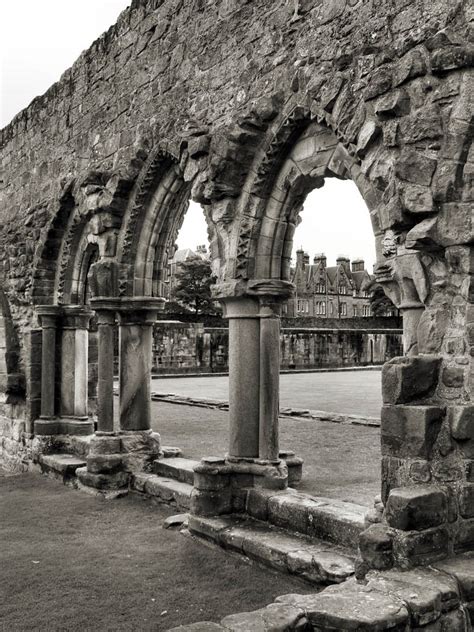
[131,473,192,510]
[247,488,366,550]
[153,457,199,485]
[168,557,473,631]
[38,453,86,486]
[188,514,355,586]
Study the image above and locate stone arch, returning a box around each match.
[229,99,382,284]
[0,290,24,400]
[117,146,218,298]
[31,172,131,306]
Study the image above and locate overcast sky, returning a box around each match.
[1,0,376,270]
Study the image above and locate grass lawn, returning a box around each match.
[0,471,312,631]
[151,401,381,507]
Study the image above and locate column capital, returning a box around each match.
[62,305,94,330]
[118,297,165,325]
[36,305,63,328]
[213,279,294,301]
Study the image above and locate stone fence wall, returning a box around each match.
[151,321,403,374]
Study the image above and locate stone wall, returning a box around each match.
[0,0,468,349]
[151,321,402,373]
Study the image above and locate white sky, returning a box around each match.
[1,0,375,270]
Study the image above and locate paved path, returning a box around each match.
[152,369,383,417]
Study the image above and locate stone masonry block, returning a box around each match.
[382,356,441,404]
[190,488,232,517]
[385,485,448,531]
[460,484,474,519]
[86,454,123,475]
[358,524,394,570]
[381,406,444,459]
[455,519,474,551]
[449,406,474,441]
[393,526,450,567]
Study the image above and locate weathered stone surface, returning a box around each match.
[220,603,305,632]
[449,406,474,441]
[153,457,198,485]
[163,514,188,529]
[393,526,450,567]
[365,576,442,627]
[385,486,447,531]
[359,524,394,570]
[40,453,86,479]
[302,583,409,630]
[188,514,355,586]
[434,552,474,602]
[382,357,440,404]
[86,454,123,475]
[459,484,474,519]
[76,466,129,491]
[379,567,460,612]
[381,406,444,459]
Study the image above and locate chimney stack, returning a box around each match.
[313,253,327,268]
[351,258,365,272]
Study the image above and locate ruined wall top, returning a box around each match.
[0,0,472,330]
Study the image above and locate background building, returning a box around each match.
[285,251,397,319]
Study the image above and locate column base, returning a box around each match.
[191,456,289,517]
[119,429,163,473]
[279,450,304,486]
[34,417,95,436]
[76,467,130,499]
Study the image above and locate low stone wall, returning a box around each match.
[0,400,30,472]
[151,321,403,374]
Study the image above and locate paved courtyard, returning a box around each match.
[151,369,383,417]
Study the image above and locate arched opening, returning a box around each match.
[228,114,399,507]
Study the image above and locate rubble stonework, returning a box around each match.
[0,0,473,622]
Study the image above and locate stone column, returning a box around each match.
[223,297,261,459]
[90,300,118,433]
[118,298,164,432]
[258,297,281,461]
[220,280,293,464]
[37,306,62,420]
[60,306,93,420]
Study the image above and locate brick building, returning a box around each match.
[285,251,397,319]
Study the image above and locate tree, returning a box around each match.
[369,283,398,317]
[169,257,220,315]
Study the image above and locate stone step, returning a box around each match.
[131,473,192,510]
[153,457,199,485]
[247,488,367,551]
[188,513,356,586]
[39,453,87,486]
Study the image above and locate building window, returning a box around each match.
[321,301,326,316]
[316,283,325,293]
[363,305,371,317]
[353,306,358,317]
[329,302,334,315]
[340,303,347,316]
[339,285,347,295]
